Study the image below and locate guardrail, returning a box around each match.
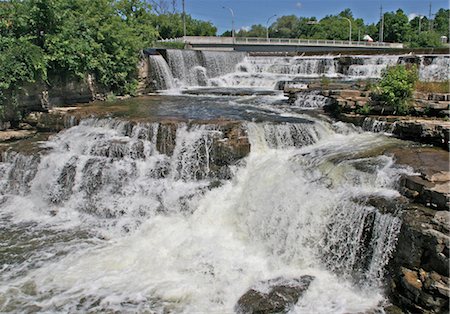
[158,36,404,49]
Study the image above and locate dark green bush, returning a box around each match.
[373,64,418,115]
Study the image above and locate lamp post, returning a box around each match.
[223,6,235,43]
[182,0,186,38]
[341,17,352,44]
[266,14,277,39]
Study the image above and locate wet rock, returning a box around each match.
[156,122,177,156]
[0,130,37,142]
[23,111,69,132]
[235,276,314,314]
[393,120,450,149]
[387,202,450,313]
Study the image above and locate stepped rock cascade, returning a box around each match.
[418,55,450,81]
[149,52,449,91]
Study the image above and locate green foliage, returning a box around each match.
[320,76,330,88]
[409,31,443,48]
[237,24,266,38]
[434,9,450,37]
[0,37,47,90]
[224,6,446,47]
[380,9,411,43]
[0,0,215,108]
[375,65,418,115]
[356,103,372,115]
[153,13,216,38]
[154,41,186,49]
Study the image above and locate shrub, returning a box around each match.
[356,103,372,115]
[374,64,418,115]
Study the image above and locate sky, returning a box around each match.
[180,0,449,34]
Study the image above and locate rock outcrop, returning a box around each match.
[235,276,314,314]
[383,146,450,313]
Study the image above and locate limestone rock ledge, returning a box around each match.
[383,146,450,313]
[387,205,449,314]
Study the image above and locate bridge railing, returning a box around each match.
[159,36,403,48]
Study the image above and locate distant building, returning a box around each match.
[363,35,374,42]
[440,36,448,43]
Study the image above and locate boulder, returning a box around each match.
[235,276,314,314]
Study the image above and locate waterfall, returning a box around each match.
[347,55,400,78]
[164,49,246,87]
[166,49,205,86]
[293,90,333,109]
[419,55,450,81]
[148,55,175,90]
[0,110,413,312]
[147,52,449,91]
[362,117,395,133]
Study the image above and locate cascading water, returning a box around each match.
[418,55,450,81]
[164,49,246,88]
[0,106,413,312]
[347,55,400,78]
[148,55,175,90]
[2,48,437,313]
[149,52,449,92]
[293,90,333,109]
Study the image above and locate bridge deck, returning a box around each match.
[159,36,404,50]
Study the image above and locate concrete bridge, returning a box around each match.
[159,36,404,52]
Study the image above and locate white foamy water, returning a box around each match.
[0,111,412,312]
[149,51,450,93]
[418,55,450,82]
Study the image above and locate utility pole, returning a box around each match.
[379,5,384,42]
[182,0,186,37]
[428,1,433,32]
[428,2,432,31]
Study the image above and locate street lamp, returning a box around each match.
[341,17,352,44]
[223,6,235,43]
[182,0,186,38]
[266,14,277,39]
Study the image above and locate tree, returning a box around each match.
[153,13,216,38]
[237,24,266,38]
[380,9,411,42]
[410,15,429,33]
[271,15,299,38]
[410,31,443,48]
[433,9,449,36]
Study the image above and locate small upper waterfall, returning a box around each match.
[419,55,450,81]
[147,55,175,90]
[147,51,449,91]
[164,49,246,88]
[347,55,400,78]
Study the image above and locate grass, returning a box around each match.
[415,81,449,94]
